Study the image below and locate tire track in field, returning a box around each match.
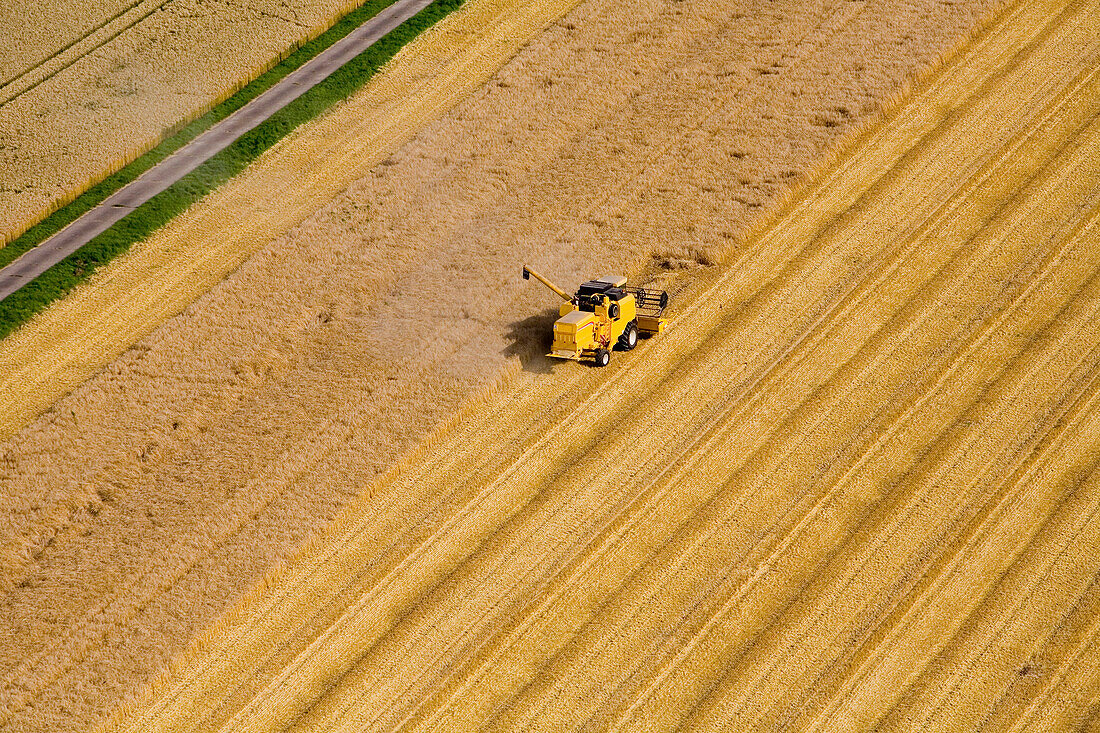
[975,571,1100,731]
[992,541,1100,731]
[363,47,1100,730]
[0,0,171,106]
[724,389,1100,732]
[771,118,1100,733]
[840,245,1100,733]
[819,444,1100,733]
[692,401,1100,733]
[917,444,1100,733]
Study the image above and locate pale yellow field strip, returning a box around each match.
[0,0,167,105]
[0,0,582,444]
[0,0,371,246]
[0,0,127,83]
[101,0,1100,730]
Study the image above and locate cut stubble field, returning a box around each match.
[3,0,1073,729]
[99,0,1100,728]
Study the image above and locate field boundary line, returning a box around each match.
[0,0,425,250]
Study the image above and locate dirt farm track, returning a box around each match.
[4,0,1100,730]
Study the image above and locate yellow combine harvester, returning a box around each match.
[522,265,669,367]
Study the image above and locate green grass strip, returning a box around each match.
[0,0,463,340]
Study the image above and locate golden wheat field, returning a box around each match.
[8,0,1099,729]
[86,0,1100,728]
[0,0,363,246]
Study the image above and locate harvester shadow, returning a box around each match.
[504,310,559,374]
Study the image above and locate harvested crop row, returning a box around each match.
[99,0,1100,729]
[0,0,373,246]
[0,0,1000,730]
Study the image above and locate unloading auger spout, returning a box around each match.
[522,265,571,301]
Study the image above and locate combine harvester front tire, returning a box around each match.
[618,321,638,350]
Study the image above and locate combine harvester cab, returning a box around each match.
[523,265,669,367]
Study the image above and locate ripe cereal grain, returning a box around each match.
[0,0,1005,730]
